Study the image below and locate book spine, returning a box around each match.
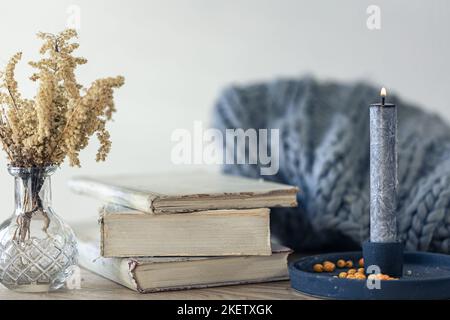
[99,215,105,257]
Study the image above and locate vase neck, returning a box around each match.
[9,167,56,215]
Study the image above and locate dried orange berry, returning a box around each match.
[354,273,366,280]
[367,273,396,280]
[347,268,357,275]
[323,262,336,272]
[345,260,354,268]
[338,272,347,279]
[367,274,378,280]
[313,264,324,273]
[336,259,346,268]
[358,258,364,268]
[358,268,365,274]
[346,274,356,279]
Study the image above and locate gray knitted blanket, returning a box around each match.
[212,76,450,253]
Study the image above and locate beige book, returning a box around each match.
[76,223,291,293]
[68,171,298,214]
[100,205,271,257]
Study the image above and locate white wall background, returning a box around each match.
[0,0,449,223]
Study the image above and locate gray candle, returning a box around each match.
[370,88,398,243]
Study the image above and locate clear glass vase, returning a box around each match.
[0,166,78,292]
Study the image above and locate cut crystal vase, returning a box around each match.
[0,166,78,292]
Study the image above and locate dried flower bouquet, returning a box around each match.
[0,29,124,241]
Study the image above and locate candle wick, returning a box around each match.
[380,87,387,106]
[380,87,386,106]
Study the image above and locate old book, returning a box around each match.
[100,205,271,257]
[76,223,291,293]
[68,171,298,214]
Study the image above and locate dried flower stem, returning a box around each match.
[6,87,18,112]
[47,97,82,160]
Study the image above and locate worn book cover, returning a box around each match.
[100,205,271,257]
[68,171,298,213]
[75,222,291,293]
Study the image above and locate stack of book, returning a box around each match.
[69,171,298,293]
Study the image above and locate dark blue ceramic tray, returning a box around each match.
[289,251,450,299]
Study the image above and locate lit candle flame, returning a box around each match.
[380,87,387,97]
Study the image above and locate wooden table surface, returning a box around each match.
[0,267,312,300]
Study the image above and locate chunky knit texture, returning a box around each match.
[212,77,450,253]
